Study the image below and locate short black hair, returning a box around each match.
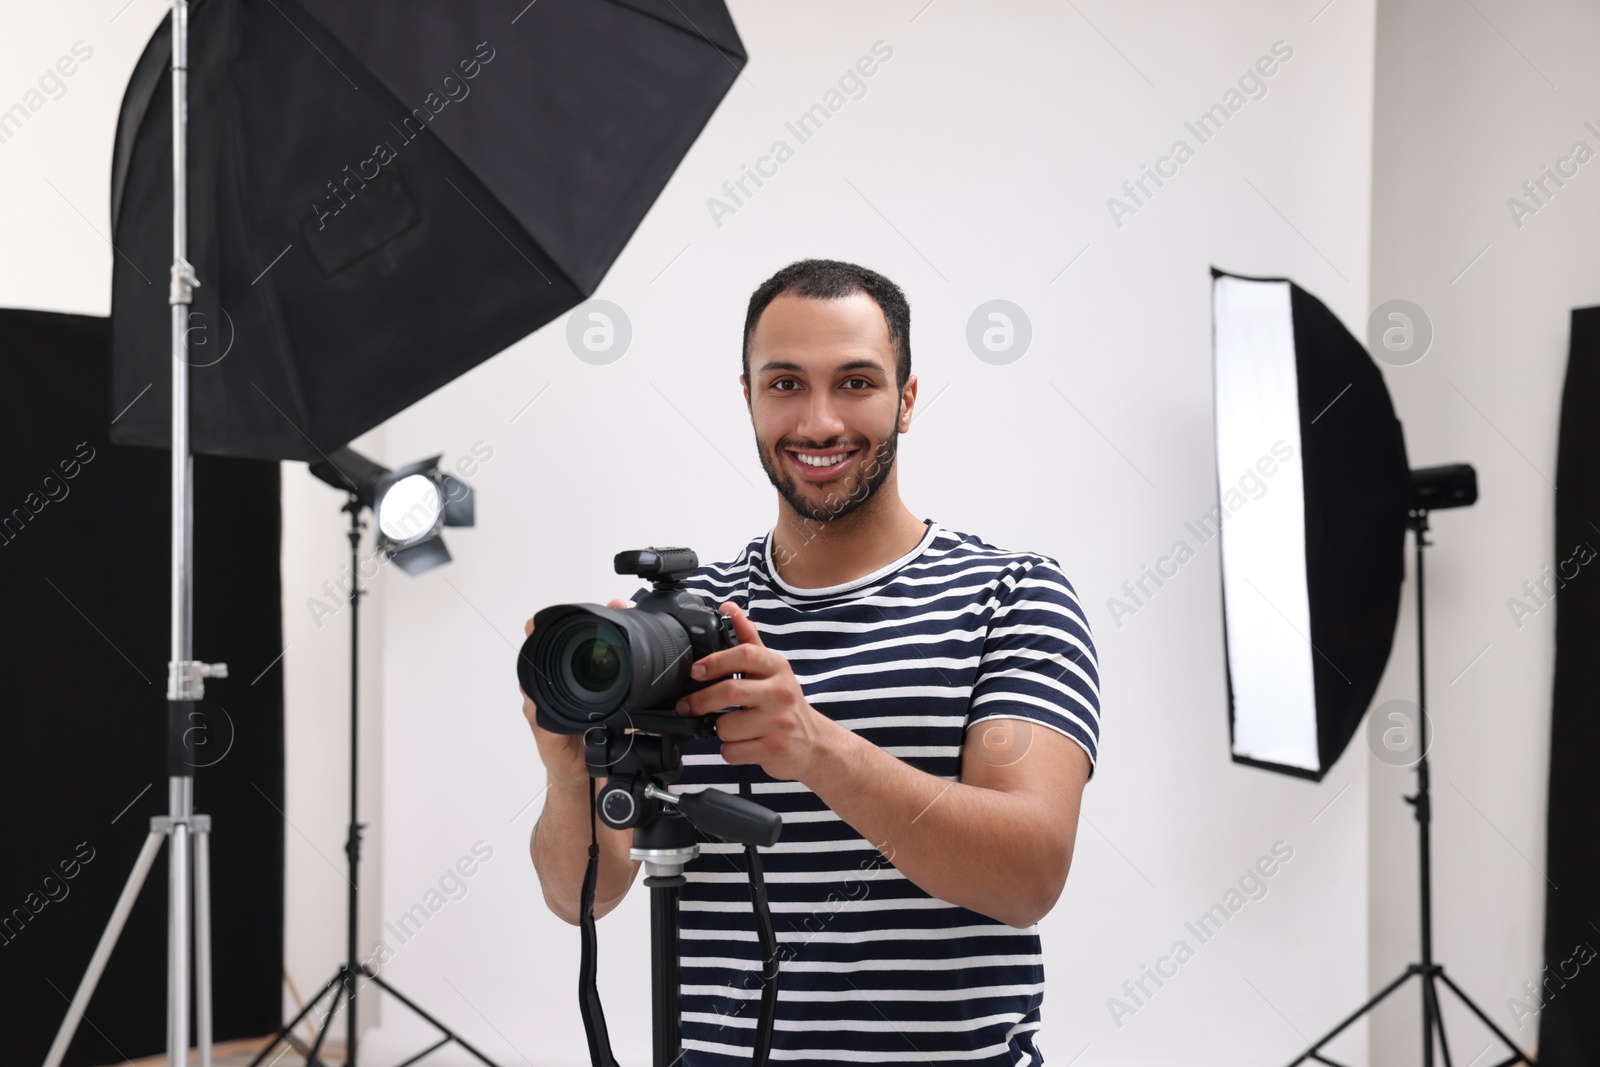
[742,259,911,391]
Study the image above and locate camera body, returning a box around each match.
[519,548,736,736]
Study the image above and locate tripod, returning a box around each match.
[43,5,224,1066]
[247,497,499,1067]
[1284,508,1534,1067]
[575,715,782,1067]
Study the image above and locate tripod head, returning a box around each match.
[581,713,782,878]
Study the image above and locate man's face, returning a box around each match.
[743,292,915,524]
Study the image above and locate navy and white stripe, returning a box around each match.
[632,519,1100,1066]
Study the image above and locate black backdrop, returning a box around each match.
[0,308,284,1065]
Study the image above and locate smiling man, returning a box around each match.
[525,259,1101,1065]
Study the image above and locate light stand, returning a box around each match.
[247,495,499,1067]
[1284,507,1534,1067]
[42,5,224,1067]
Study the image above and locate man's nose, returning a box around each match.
[796,393,846,444]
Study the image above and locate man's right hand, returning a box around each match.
[524,597,642,925]
[520,598,631,788]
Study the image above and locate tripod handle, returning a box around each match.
[677,788,782,848]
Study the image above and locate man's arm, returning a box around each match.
[529,770,641,925]
[805,716,1089,928]
[676,601,1092,929]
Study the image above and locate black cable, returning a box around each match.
[577,776,619,1067]
[741,767,779,1067]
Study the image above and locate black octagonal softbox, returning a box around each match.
[109,0,745,460]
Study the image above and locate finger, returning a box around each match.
[720,601,764,648]
[607,598,629,609]
[691,642,776,682]
[717,738,764,767]
[676,678,755,716]
[524,616,534,637]
[712,708,774,744]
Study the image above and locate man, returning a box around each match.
[523,259,1100,1065]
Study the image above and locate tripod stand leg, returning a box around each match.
[195,826,213,1067]
[1422,970,1437,1067]
[303,979,344,1067]
[1426,973,1454,1067]
[169,819,192,1067]
[1283,966,1417,1067]
[43,827,166,1067]
[365,972,504,1067]
[1434,971,1536,1065]
[245,971,345,1067]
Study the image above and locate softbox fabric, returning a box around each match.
[0,309,284,1066]
[1210,270,1411,780]
[109,0,745,460]
[1538,304,1600,1062]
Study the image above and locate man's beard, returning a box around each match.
[757,424,900,525]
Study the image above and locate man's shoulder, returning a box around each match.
[925,524,1074,586]
[685,533,763,584]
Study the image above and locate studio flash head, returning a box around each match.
[517,548,737,735]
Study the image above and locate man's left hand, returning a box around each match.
[674,601,843,782]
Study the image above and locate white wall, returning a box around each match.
[367,4,1379,1065]
[1365,1,1600,1062]
[278,425,387,1043]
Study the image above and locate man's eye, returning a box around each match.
[772,379,799,392]
[843,378,871,390]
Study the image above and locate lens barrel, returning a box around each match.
[519,604,696,733]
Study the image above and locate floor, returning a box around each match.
[123,1037,345,1067]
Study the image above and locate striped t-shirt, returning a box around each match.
[631,518,1100,1066]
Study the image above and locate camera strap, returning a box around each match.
[738,563,779,1066]
[741,766,780,1067]
[578,775,619,1067]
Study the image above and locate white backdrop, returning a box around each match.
[368,4,1377,1065]
[1363,1,1600,1064]
[8,1,1589,1065]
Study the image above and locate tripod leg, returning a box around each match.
[1434,970,1537,1065]
[170,818,191,1067]
[43,828,166,1067]
[1422,970,1437,1067]
[365,972,504,1067]
[245,971,344,1067]
[1427,973,1454,1067]
[303,978,344,1067]
[195,826,213,1067]
[1283,966,1417,1067]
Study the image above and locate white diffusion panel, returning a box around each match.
[1212,274,1320,773]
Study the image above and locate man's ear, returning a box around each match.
[897,373,918,434]
[740,374,751,413]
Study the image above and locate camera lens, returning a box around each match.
[520,603,698,733]
[548,618,630,709]
[572,635,622,691]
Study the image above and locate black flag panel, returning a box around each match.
[1538,304,1600,1062]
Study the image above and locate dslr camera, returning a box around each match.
[518,547,735,736]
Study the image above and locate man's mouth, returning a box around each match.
[785,446,859,483]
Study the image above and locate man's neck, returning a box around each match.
[769,486,929,590]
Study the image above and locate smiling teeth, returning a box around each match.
[797,453,847,467]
